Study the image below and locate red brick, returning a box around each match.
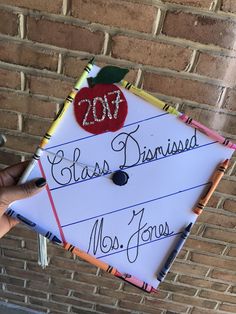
[0,150,21,166]
[22,116,52,136]
[199,289,236,304]
[0,274,25,287]
[50,277,95,293]
[142,72,222,106]
[162,0,212,8]
[197,211,236,229]
[4,133,39,154]
[0,237,22,249]
[0,68,21,89]
[63,57,88,79]
[181,107,236,134]
[71,0,157,33]
[6,284,47,299]
[172,294,217,309]
[111,35,192,71]
[95,305,131,314]
[227,247,236,257]
[194,53,236,87]
[0,110,18,130]
[52,294,94,310]
[190,252,236,271]
[51,256,97,274]
[29,297,69,312]
[222,199,236,213]
[211,268,236,283]
[217,179,236,195]
[224,89,236,111]
[177,275,229,292]
[63,56,137,82]
[119,300,163,314]
[98,287,142,303]
[203,227,236,245]
[2,0,63,14]
[28,74,73,99]
[145,298,190,313]
[0,40,58,71]
[0,256,24,269]
[221,0,236,13]
[185,237,225,254]
[171,261,210,276]
[159,281,197,296]
[207,195,221,208]
[0,91,57,118]
[162,11,236,49]
[27,17,104,53]
[0,10,18,36]
[191,308,221,314]
[219,303,236,313]
[0,290,25,302]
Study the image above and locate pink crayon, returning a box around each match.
[179,114,236,150]
[115,271,157,293]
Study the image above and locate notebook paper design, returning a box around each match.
[8,61,235,290]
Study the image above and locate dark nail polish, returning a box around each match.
[35,178,47,188]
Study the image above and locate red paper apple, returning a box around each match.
[74,83,128,135]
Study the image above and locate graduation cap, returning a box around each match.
[8,61,235,291]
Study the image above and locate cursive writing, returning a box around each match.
[127,208,173,263]
[47,147,111,186]
[111,125,199,169]
[87,207,174,263]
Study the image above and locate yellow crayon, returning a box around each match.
[39,57,95,148]
[193,159,230,215]
[120,80,180,116]
[64,242,117,276]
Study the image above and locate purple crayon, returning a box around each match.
[115,271,157,293]
[179,114,236,150]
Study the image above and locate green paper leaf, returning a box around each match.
[89,66,129,86]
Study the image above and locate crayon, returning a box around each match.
[64,243,157,293]
[18,147,43,184]
[120,80,180,116]
[39,57,95,148]
[193,159,229,215]
[6,208,61,244]
[115,271,157,293]
[179,114,236,150]
[157,223,192,282]
[64,242,117,275]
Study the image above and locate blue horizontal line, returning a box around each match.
[49,141,216,191]
[45,113,168,151]
[61,181,209,228]
[96,231,182,260]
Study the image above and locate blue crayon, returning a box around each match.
[157,223,192,282]
[6,208,61,244]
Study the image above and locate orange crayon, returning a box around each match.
[64,243,117,275]
[193,159,230,215]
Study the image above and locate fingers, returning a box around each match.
[0,177,47,215]
[0,161,30,186]
[0,214,19,238]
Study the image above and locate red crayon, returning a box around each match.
[115,271,157,293]
[179,114,236,150]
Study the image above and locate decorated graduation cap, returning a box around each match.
[8,59,235,291]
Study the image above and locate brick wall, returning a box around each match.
[0,0,236,313]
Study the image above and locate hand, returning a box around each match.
[0,161,46,238]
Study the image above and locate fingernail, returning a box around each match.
[35,177,47,188]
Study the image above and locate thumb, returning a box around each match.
[0,177,47,212]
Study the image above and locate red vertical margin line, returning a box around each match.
[38,159,66,244]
